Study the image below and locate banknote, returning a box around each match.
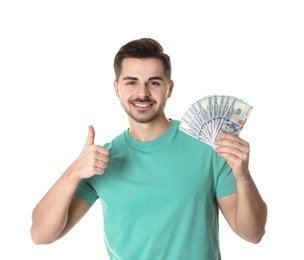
[179,94,253,148]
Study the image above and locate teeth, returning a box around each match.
[134,103,151,107]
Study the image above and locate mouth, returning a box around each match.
[132,102,154,108]
[130,98,155,109]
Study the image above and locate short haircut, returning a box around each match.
[113,38,172,81]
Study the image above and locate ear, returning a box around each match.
[114,79,120,97]
[167,80,174,98]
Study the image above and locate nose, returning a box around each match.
[136,83,151,98]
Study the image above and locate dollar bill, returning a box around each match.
[178,94,253,148]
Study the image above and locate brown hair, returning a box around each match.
[113,38,171,81]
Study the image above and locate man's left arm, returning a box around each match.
[215,133,268,243]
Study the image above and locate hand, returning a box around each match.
[214,133,250,180]
[70,125,109,180]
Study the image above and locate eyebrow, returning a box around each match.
[122,76,163,81]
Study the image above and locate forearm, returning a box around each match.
[30,167,80,244]
[235,173,268,243]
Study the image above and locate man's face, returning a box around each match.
[114,58,173,124]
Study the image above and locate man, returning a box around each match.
[30,38,267,259]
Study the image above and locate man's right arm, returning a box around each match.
[30,169,90,244]
[30,125,109,244]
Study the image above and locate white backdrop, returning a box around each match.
[1,0,303,259]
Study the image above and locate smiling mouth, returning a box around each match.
[132,102,153,107]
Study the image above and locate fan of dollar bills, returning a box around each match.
[178,94,253,148]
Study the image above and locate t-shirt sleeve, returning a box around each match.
[215,156,237,198]
[75,179,99,205]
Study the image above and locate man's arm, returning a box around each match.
[30,125,109,244]
[30,172,90,244]
[215,133,268,243]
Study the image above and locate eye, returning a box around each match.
[147,81,160,87]
[126,81,136,86]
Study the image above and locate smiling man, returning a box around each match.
[30,38,267,260]
[114,57,173,140]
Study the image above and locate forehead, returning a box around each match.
[120,58,165,78]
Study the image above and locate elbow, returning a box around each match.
[245,228,266,244]
[31,237,45,245]
[31,234,43,245]
[236,217,267,244]
[30,226,53,245]
[242,205,268,244]
[251,206,268,244]
[30,229,44,245]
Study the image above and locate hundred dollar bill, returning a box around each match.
[179,94,253,148]
[214,95,236,137]
[179,119,211,144]
[197,96,213,139]
[216,97,253,138]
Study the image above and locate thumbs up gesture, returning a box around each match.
[70,125,109,180]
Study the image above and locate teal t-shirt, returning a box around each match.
[75,119,236,260]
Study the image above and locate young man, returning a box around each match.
[30,38,267,259]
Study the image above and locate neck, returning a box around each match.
[128,116,172,142]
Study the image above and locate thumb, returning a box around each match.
[85,125,95,145]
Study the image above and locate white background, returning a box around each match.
[1,0,303,259]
